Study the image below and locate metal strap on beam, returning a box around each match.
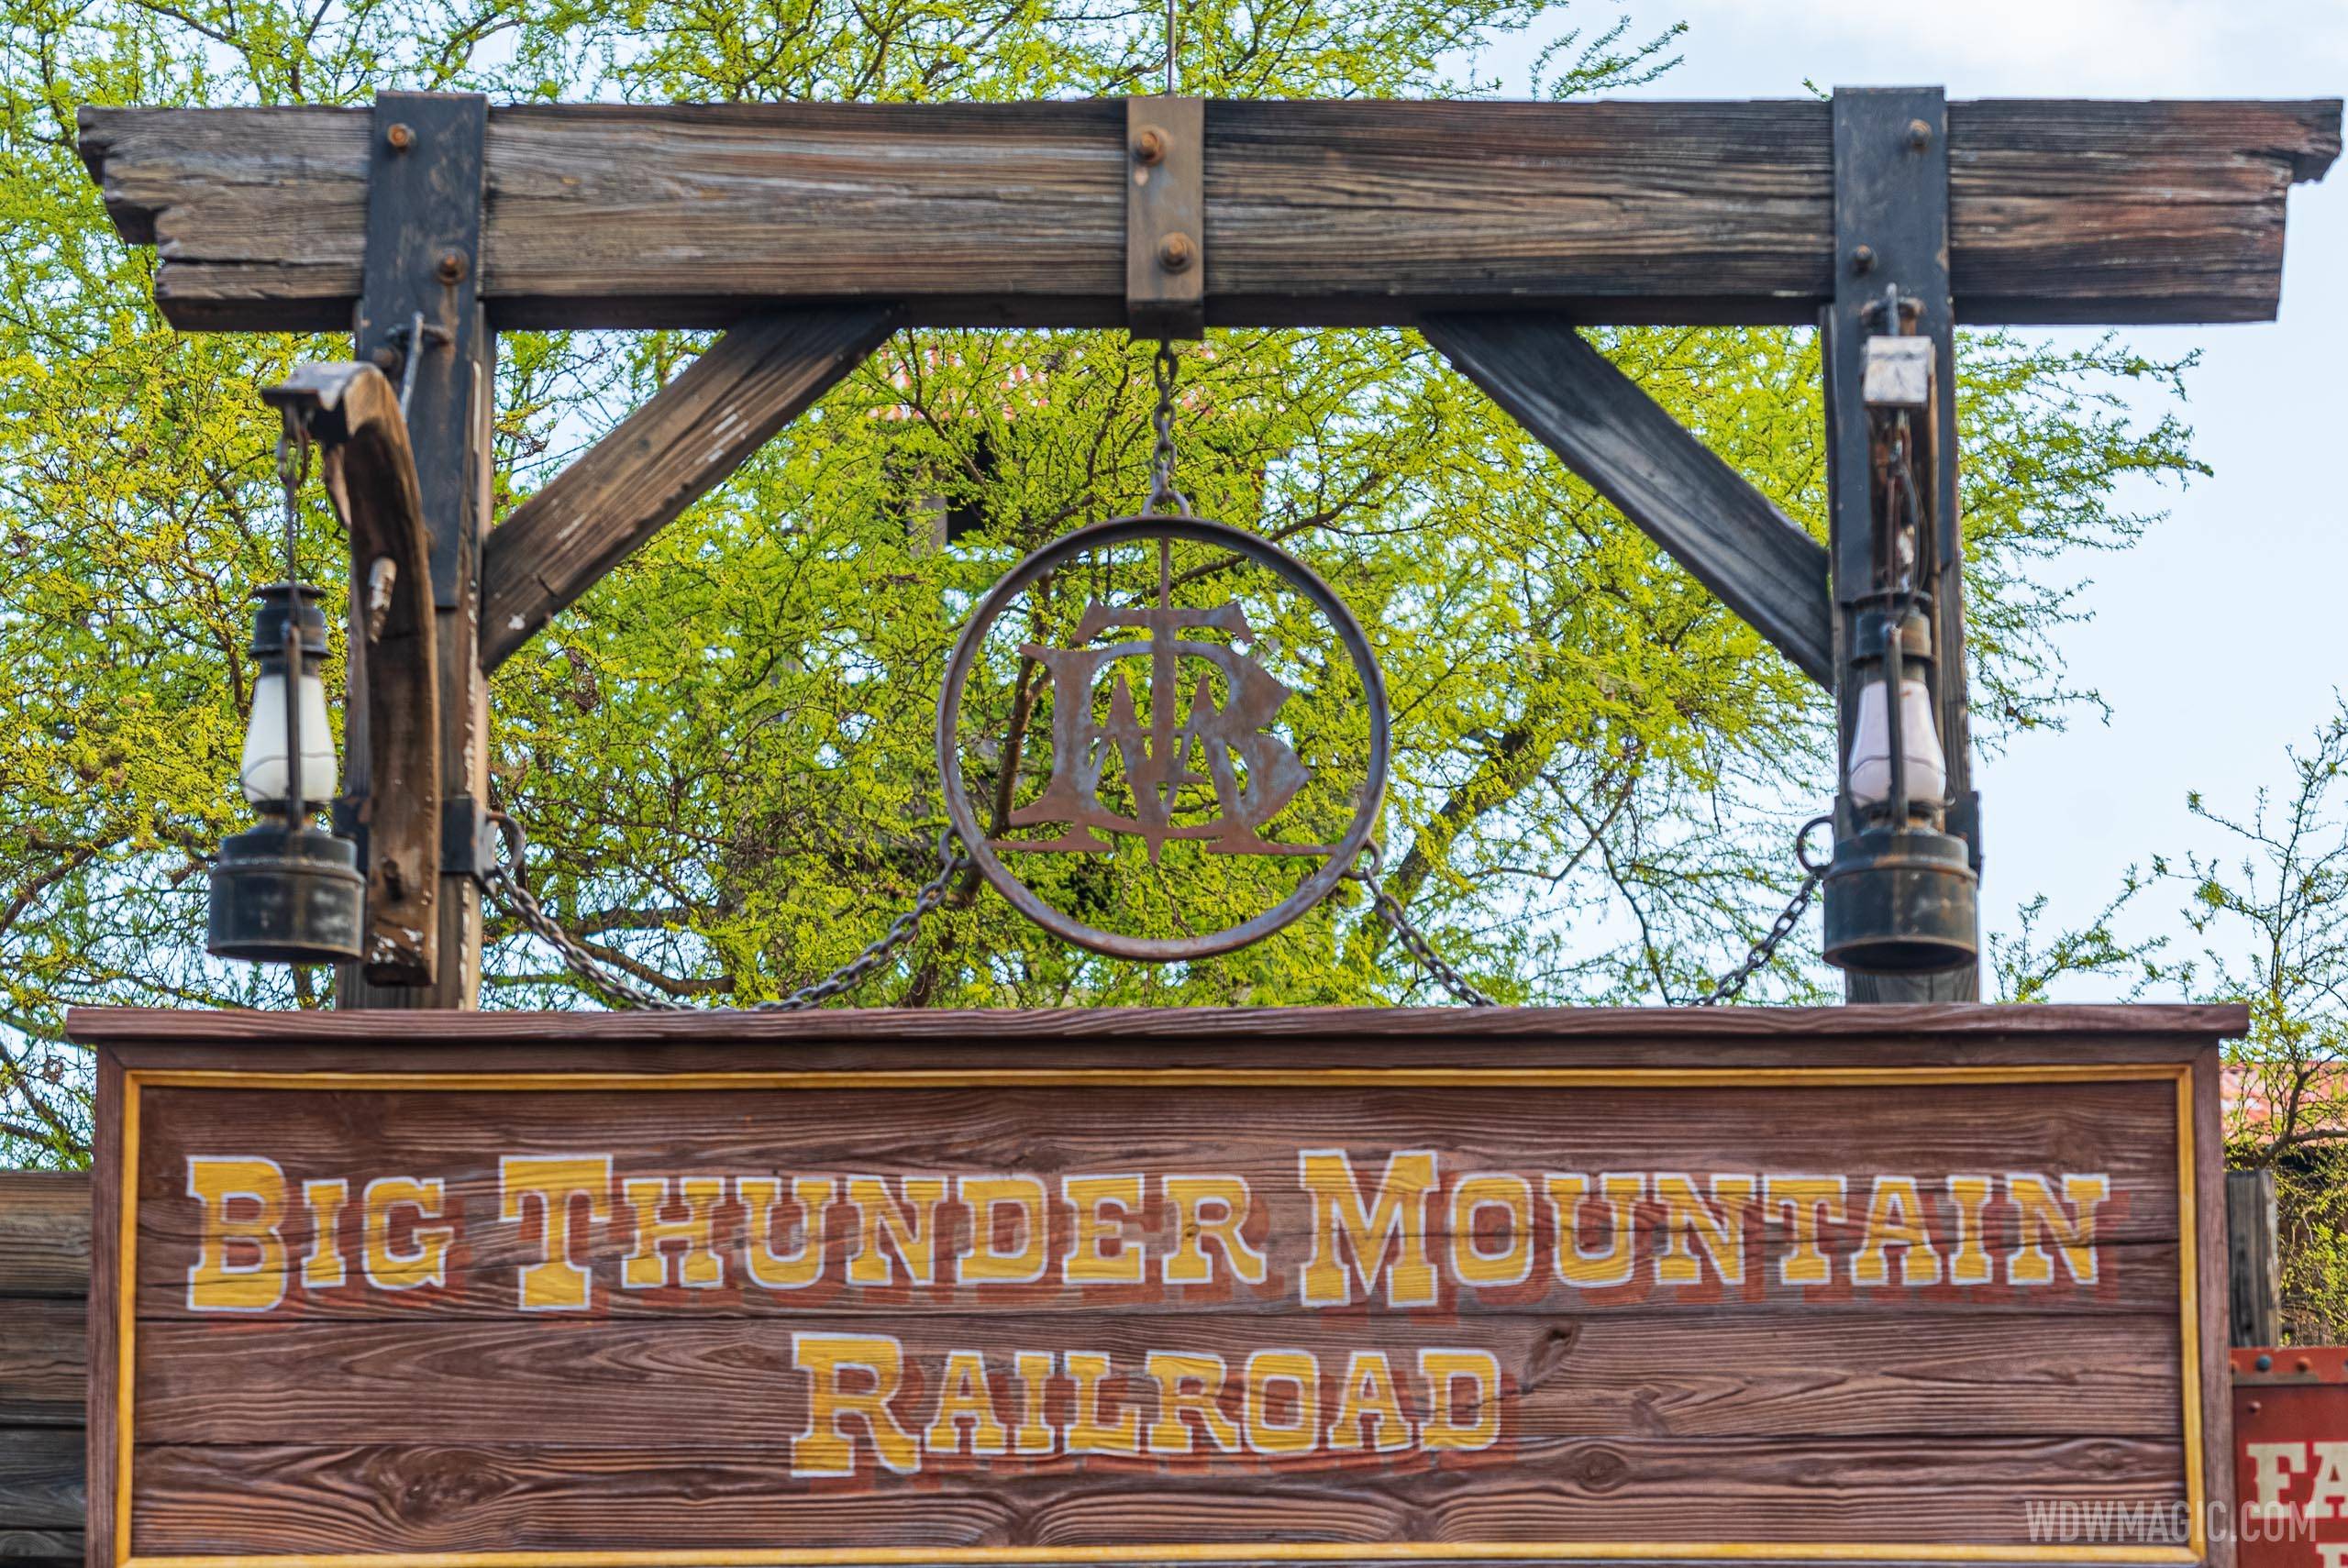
[1424,314,1833,687]
[338,90,493,1010]
[1125,96,1204,340]
[1826,86,1978,1002]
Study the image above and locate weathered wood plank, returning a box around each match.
[133,1309,2181,1447]
[0,1527,80,1562]
[0,1430,83,1532]
[126,1434,2186,1553]
[73,98,2341,332]
[1423,315,1832,685]
[0,1302,83,1427]
[0,1176,87,1298]
[478,308,895,670]
[64,1000,2252,1046]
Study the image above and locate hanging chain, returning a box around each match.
[1140,340,1193,518]
[1694,814,1833,1006]
[482,810,969,1012]
[1346,842,1496,1007]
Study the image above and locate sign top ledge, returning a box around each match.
[64,1000,2250,1047]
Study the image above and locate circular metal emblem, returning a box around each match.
[937,515,1390,961]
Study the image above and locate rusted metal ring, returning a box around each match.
[1795,812,1835,876]
[937,515,1390,962]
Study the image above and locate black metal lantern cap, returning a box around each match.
[249,580,327,667]
[1821,822,1978,975]
[207,821,364,965]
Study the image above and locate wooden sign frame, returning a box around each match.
[75,1003,2243,1568]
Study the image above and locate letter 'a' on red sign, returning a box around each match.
[74,1002,2241,1568]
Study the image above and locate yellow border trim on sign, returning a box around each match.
[116,1062,2207,1568]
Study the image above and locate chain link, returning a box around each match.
[1346,842,1496,1007]
[1140,340,1193,518]
[482,812,969,1012]
[1693,814,1833,1006]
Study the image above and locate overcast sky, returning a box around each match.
[1470,1,2347,993]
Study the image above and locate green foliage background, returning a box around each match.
[0,0,2204,1165]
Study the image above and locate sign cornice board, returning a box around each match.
[72,1003,2242,1568]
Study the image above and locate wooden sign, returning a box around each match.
[74,1004,2241,1568]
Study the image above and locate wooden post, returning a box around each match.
[1825,87,1980,1003]
[334,90,492,1010]
[2229,1166,2283,1346]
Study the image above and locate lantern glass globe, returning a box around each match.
[239,665,338,807]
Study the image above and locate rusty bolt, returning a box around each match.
[1851,243,1876,274]
[369,344,403,374]
[385,121,415,152]
[1135,127,1168,166]
[2249,1400,2264,1416]
[2298,1355,2315,1373]
[1907,118,1932,151]
[437,250,469,284]
[1157,232,1196,273]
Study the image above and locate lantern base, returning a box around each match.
[207,823,365,965]
[1821,823,1978,975]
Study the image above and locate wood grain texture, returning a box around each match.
[477,308,895,670]
[73,98,2341,332]
[133,1310,2182,1446]
[86,1052,121,1568]
[127,1435,2187,1553]
[126,1077,2180,1320]
[0,1302,83,1427]
[0,1430,82,1532]
[0,1178,85,1301]
[1422,315,1832,685]
[84,1015,2235,1563]
[2196,1045,2235,1568]
[0,1526,79,1562]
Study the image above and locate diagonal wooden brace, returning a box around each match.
[260,362,442,985]
[479,307,896,671]
[1423,314,1833,688]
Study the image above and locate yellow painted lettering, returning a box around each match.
[1063,1175,1146,1286]
[957,1175,1047,1284]
[739,1175,835,1291]
[500,1155,612,1310]
[1161,1175,1266,1286]
[925,1349,1009,1456]
[845,1175,947,1287]
[1762,1174,1845,1286]
[1655,1173,1755,1286]
[621,1175,726,1290]
[1325,1350,1412,1452]
[1146,1351,1241,1455]
[1243,1348,1320,1456]
[792,1332,918,1477]
[1945,1175,1995,1285]
[185,1156,287,1313]
[2007,1172,2109,1286]
[1064,1350,1142,1453]
[299,1177,349,1291]
[1449,1172,1533,1288]
[363,1176,453,1292]
[1852,1176,1944,1286]
[1013,1350,1058,1454]
[1298,1149,1437,1308]
[1420,1348,1501,1451]
[1546,1172,1642,1287]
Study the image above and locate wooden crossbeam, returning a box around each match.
[479,309,895,670]
[1424,315,1833,686]
[77,98,2338,333]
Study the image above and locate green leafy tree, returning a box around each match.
[0,0,2201,1165]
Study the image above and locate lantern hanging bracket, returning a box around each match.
[260,361,444,986]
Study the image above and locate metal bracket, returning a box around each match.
[1125,96,1205,340]
[357,91,487,609]
[260,361,443,987]
[440,794,492,881]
